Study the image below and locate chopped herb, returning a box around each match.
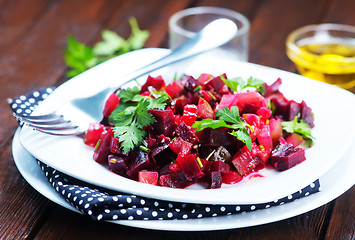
[109,88,169,153]
[221,75,265,94]
[196,157,203,168]
[281,116,315,145]
[64,17,149,77]
[139,145,151,153]
[193,85,202,92]
[192,107,252,150]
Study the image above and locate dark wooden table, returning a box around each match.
[1,0,354,239]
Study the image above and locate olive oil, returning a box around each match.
[288,41,355,89]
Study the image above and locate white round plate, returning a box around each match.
[19,48,355,204]
[13,128,355,231]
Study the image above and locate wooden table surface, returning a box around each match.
[1,0,354,239]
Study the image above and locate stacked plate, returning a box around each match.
[12,49,355,231]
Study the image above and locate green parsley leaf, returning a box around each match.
[221,75,265,94]
[93,30,129,56]
[64,17,149,77]
[281,116,315,145]
[221,76,245,92]
[118,86,140,102]
[135,98,156,128]
[216,106,242,124]
[127,17,150,50]
[244,77,265,94]
[192,107,252,150]
[114,123,145,153]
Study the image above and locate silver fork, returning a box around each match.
[14,19,238,136]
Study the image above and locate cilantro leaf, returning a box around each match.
[191,119,231,131]
[118,86,140,102]
[93,30,129,56]
[229,128,253,150]
[147,95,169,110]
[192,107,252,150]
[221,75,265,94]
[135,98,156,128]
[244,77,265,94]
[114,123,145,153]
[216,106,242,124]
[282,116,315,145]
[64,17,149,77]
[221,76,245,92]
[127,17,150,50]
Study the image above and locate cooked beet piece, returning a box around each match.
[108,155,127,176]
[300,100,314,128]
[175,121,199,144]
[288,100,301,121]
[210,160,230,173]
[209,146,232,163]
[197,128,235,147]
[158,170,192,188]
[264,78,282,97]
[125,149,154,179]
[270,93,289,120]
[149,108,176,136]
[222,170,243,184]
[93,128,113,164]
[208,171,222,189]
[182,75,199,91]
[204,76,225,92]
[149,134,171,157]
[269,143,306,171]
[140,75,165,93]
[176,154,204,181]
[110,137,129,157]
[231,149,259,176]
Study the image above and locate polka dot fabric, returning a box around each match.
[9,88,321,221]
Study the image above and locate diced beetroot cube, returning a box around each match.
[300,100,314,128]
[233,91,267,114]
[216,94,235,111]
[288,100,301,121]
[210,160,230,173]
[256,107,272,120]
[231,147,259,176]
[175,121,199,144]
[149,108,176,136]
[286,132,304,147]
[125,149,154,179]
[222,170,243,184]
[93,128,113,164]
[197,97,214,119]
[140,75,166,93]
[196,128,236,147]
[200,159,212,175]
[158,170,192,188]
[250,142,271,163]
[149,134,171,157]
[201,90,215,103]
[165,81,183,98]
[208,171,222,189]
[268,118,283,143]
[257,124,273,149]
[182,75,199,91]
[178,140,193,157]
[176,154,204,181]
[169,162,181,172]
[243,114,263,141]
[204,75,225,92]
[84,122,104,147]
[209,146,232,162]
[264,78,282,97]
[110,137,128,156]
[103,93,119,118]
[169,137,184,155]
[198,73,213,84]
[108,155,127,176]
[181,104,198,126]
[138,171,159,185]
[270,143,306,171]
[269,93,289,120]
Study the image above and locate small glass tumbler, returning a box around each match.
[169,7,250,62]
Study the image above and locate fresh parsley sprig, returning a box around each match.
[108,88,169,153]
[221,75,265,94]
[64,17,149,77]
[191,106,253,150]
[281,116,315,146]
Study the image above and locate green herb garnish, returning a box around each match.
[109,88,169,153]
[64,17,149,77]
[221,75,265,94]
[281,116,315,146]
[191,106,252,150]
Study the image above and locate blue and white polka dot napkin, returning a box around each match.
[9,88,321,221]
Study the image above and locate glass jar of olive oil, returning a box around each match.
[286,24,355,90]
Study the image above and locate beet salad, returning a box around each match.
[83,73,315,189]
